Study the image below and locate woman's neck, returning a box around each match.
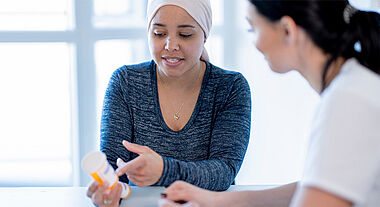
[156,61,205,93]
[298,48,346,94]
[323,57,346,92]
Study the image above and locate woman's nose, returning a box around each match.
[164,37,179,52]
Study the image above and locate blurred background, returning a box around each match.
[0,0,378,187]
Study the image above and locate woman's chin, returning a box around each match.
[157,66,185,78]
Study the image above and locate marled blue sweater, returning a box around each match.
[100,60,251,191]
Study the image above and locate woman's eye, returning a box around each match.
[154,32,165,37]
[180,34,192,38]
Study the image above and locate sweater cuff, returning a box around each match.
[154,156,178,186]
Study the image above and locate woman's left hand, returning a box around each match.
[158,199,200,207]
[86,181,122,207]
[157,181,217,207]
[115,140,164,187]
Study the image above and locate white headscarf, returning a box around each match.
[146,0,212,61]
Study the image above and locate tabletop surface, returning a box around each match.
[0,185,277,207]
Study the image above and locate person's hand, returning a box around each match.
[86,181,122,207]
[158,199,200,207]
[115,140,164,187]
[158,181,218,207]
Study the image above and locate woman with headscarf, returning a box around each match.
[86,0,251,206]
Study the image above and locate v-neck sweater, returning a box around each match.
[100,60,251,191]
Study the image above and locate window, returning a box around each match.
[0,43,73,186]
[0,0,73,31]
[0,0,378,187]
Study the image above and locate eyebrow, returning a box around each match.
[152,23,195,28]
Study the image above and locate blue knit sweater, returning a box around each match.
[100,60,251,191]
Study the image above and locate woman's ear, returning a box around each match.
[279,16,298,46]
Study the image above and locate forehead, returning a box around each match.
[247,4,260,23]
[151,5,198,26]
[247,4,275,28]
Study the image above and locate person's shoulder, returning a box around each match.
[207,62,248,85]
[114,60,154,76]
[324,58,380,107]
[208,62,242,77]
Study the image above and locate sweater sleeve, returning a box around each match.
[100,68,132,183]
[155,73,252,191]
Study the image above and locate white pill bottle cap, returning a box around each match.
[81,151,131,199]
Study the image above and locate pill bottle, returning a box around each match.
[81,151,131,199]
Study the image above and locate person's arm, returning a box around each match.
[100,67,133,183]
[215,182,297,207]
[156,74,252,191]
[290,186,352,207]
[160,181,297,207]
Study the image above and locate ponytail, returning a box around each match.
[249,0,380,90]
[350,11,380,73]
[322,9,380,90]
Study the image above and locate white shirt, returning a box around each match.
[301,58,380,207]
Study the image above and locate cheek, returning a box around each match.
[148,36,162,56]
[267,53,292,74]
[254,29,270,52]
[185,38,204,59]
[254,35,283,73]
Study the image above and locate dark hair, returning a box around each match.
[249,0,380,90]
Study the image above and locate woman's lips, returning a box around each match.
[162,57,184,67]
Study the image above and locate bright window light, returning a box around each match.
[0,0,73,31]
[0,43,73,186]
[93,0,146,28]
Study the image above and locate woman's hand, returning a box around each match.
[86,181,122,207]
[158,181,219,207]
[158,199,200,207]
[115,140,164,187]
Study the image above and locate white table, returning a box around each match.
[0,185,276,207]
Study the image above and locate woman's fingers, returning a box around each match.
[166,181,190,191]
[117,140,164,187]
[163,181,207,205]
[123,140,151,155]
[127,174,148,187]
[166,189,191,203]
[158,199,201,207]
[116,156,146,176]
[116,158,127,168]
[91,182,109,205]
[158,199,182,207]
[108,183,122,204]
[87,181,123,207]
[86,181,99,198]
[165,181,193,198]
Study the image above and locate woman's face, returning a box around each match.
[246,4,296,74]
[148,5,205,78]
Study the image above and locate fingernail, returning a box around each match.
[160,193,167,198]
[122,140,128,145]
[117,159,127,170]
[117,158,123,165]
